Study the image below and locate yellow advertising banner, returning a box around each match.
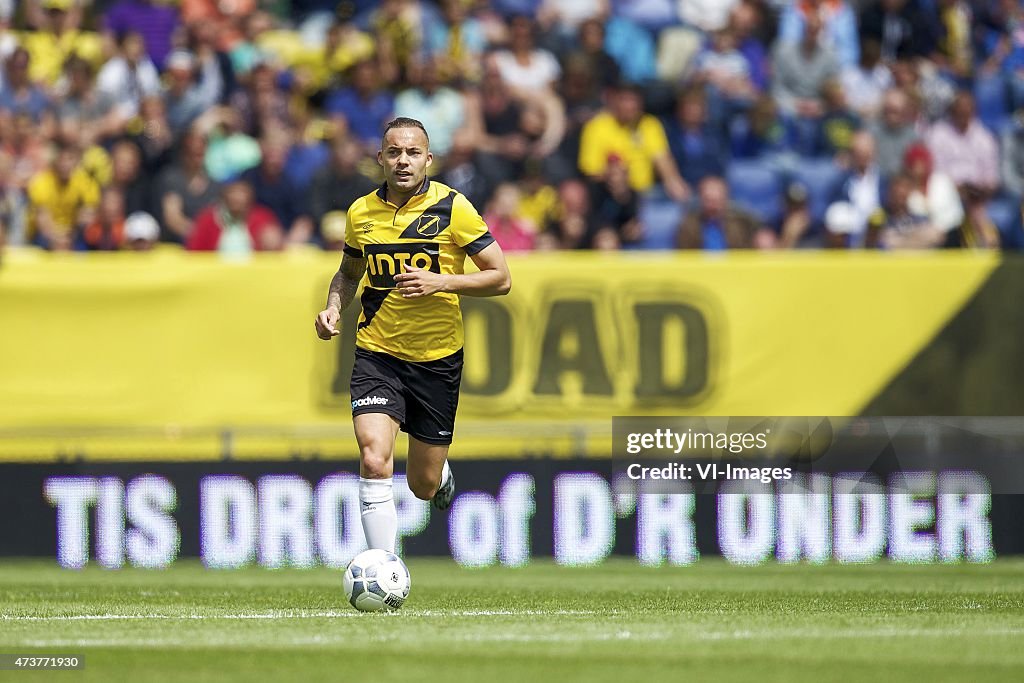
[0,249,1000,460]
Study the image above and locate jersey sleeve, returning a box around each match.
[450,192,495,255]
[343,203,363,257]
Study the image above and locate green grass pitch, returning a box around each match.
[2,559,1023,682]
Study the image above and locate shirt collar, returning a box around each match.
[376,178,431,204]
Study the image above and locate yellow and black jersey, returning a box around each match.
[344,180,494,362]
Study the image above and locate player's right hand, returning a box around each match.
[314,307,341,340]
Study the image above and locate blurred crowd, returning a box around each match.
[1,0,1023,254]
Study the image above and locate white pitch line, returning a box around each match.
[13,627,1024,650]
[1,609,601,622]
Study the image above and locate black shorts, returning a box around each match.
[349,347,463,445]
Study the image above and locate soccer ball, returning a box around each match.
[343,549,411,612]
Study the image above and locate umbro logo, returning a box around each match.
[360,221,374,233]
[438,430,452,436]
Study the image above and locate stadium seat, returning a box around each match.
[635,194,686,250]
[975,75,1010,133]
[726,160,784,225]
[791,158,846,228]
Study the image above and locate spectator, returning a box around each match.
[551,56,603,179]
[128,95,174,173]
[186,178,284,254]
[96,31,161,121]
[325,59,394,151]
[814,78,861,158]
[318,210,348,253]
[57,56,123,147]
[603,12,657,83]
[181,0,255,54]
[242,130,314,245]
[870,88,920,178]
[185,21,231,106]
[310,17,376,92]
[79,187,127,251]
[926,91,1000,191]
[935,0,974,80]
[103,0,181,70]
[771,11,840,119]
[676,176,762,250]
[902,142,965,237]
[665,86,727,188]
[840,38,892,119]
[678,0,739,33]
[369,0,424,85]
[163,50,221,137]
[20,0,103,87]
[0,48,51,122]
[926,92,1001,247]
[394,57,465,158]
[196,108,260,183]
[575,18,620,89]
[828,130,884,247]
[27,142,100,250]
[866,173,945,249]
[538,0,609,38]
[156,126,221,243]
[889,55,955,122]
[229,61,292,138]
[729,94,795,161]
[536,178,595,249]
[1,112,49,198]
[778,0,860,68]
[578,81,689,201]
[283,115,330,191]
[694,27,757,104]
[590,155,641,249]
[483,182,536,251]
[108,139,152,217]
[730,1,770,94]
[612,0,676,32]
[859,0,940,63]
[439,129,491,207]
[123,210,161,251]
[309,134,378,237]
[776,181,812,248]
[424,0,488,84]
[492,15,561,97]
[466,62,532,187]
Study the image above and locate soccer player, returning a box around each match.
[314,117,512,552]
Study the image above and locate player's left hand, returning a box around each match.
[395,265,447,298]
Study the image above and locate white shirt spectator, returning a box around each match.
[96,55,160,120]
[847,165,882,244]
[908,172,964,233]
[540,0,607,30]
[493,50,561,93]
[678,0,739,32]
[840,63,892,118]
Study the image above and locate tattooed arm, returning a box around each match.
[314,252,367,340]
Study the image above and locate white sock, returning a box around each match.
[440,460,451,488]
[359,477,396,552]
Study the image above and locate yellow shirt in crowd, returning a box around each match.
[578,112,670,192]
[28,168,101,238]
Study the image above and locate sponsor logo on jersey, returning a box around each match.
[364,242,441,289]
[352,395,389,408]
